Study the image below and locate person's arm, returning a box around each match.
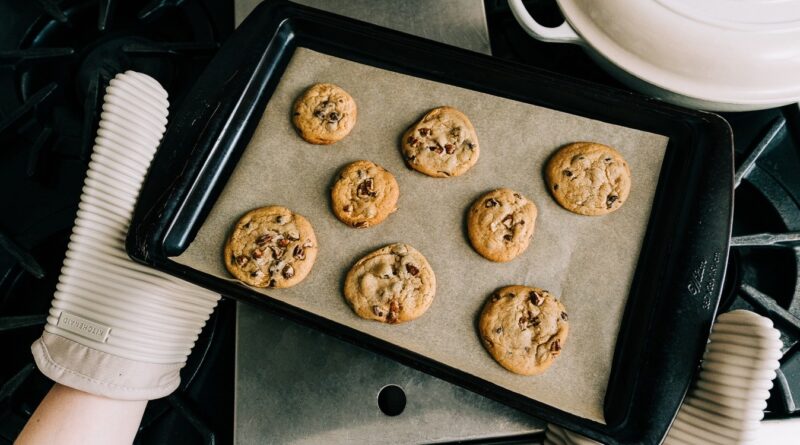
[16,384,146,445]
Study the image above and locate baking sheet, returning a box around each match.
[174,48,668,423]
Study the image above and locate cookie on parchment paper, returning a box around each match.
[343,243,436,324]
[331,160,399,228]
[479,285,569,376]
[545,142,631,216]
[224,206,318,289]
[401,106,479,178]
[292,83,357,145]
[467,188,537,262]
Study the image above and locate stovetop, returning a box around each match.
[0,1,798,444]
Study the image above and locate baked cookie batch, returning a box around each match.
[224,82,633,376]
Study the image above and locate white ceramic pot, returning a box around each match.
[509,0,800,111]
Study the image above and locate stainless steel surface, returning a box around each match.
[233,2,544,443]
[235,307,544,444]
[235,0,492,55]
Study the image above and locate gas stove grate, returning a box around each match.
[0,1,234,444]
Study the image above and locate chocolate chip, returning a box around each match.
[561,312,568,321]
[553,184,559,190]
[235,255,249,266]
[270,246,285,259]
[372,305,384,317]
[328,112,339,122]
[513,193,522,199]
[606,195,618,208]
[503,234,513,241]
[251,249,264,259]
[276,215,287,224]
[406,155,416,164]
[550,340,561,352]
[353,221,368,228]
[277,238,289,248]
[343,204,352,212]
[444,143,455,154]
[428,145,439,152]
[268,279,276,287]
[293,245,305,260]
[313,110,325,119]
[495,327,502,334]
[605,157,612,162]
[502,214,513,228]
[491,293,501,302]
[563,170,572,177]
[531,316,540,326]
[243,222,252,229]
[418,128,430,136]
[518,316,528,331]
[507,293,515,299]
[357,178,374,197]
[484,198,498,208]
[256,234,271,246]
[282,265,295,279]
[405,264,419,276]
[466,141,476,149]
[387,300,400,323]
[529,291,543,305]
[407,136,418,145]
[250,270,262,278]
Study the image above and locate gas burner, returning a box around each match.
[718,113,800,417]
[0,0,234,443]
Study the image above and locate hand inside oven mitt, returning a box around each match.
[16,72,220,444]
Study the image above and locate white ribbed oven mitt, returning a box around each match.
[544,310,782,445]
[30,71,221,400]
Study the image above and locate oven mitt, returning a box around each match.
[30,71,221,400]
[544,310,782,445]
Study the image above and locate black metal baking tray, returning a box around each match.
[127,2,733,443]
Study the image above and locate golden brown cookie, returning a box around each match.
[331,160,399,228]
[224,206,318,288]
[467,188,537,262]
[545,142,631,216]
[401,106,479,177]
[292,83,357,145]
[479,285,569,376]
[343,243,436,324]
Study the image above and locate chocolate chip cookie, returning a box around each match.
[292,83,357,145]
[343,243,436,324]
[467,188,537,262]
[224,206,318,288]
[331,160,399,228]
[479,286,569,376]
[401,106,479,177]
[545,142,631,216]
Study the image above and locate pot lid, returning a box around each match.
[558,0,800,106]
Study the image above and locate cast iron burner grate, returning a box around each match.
[0,0,234,444]
[487,0,800,419]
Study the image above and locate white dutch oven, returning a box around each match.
[509,0,800,111]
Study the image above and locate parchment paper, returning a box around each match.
[175,48,668,423]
